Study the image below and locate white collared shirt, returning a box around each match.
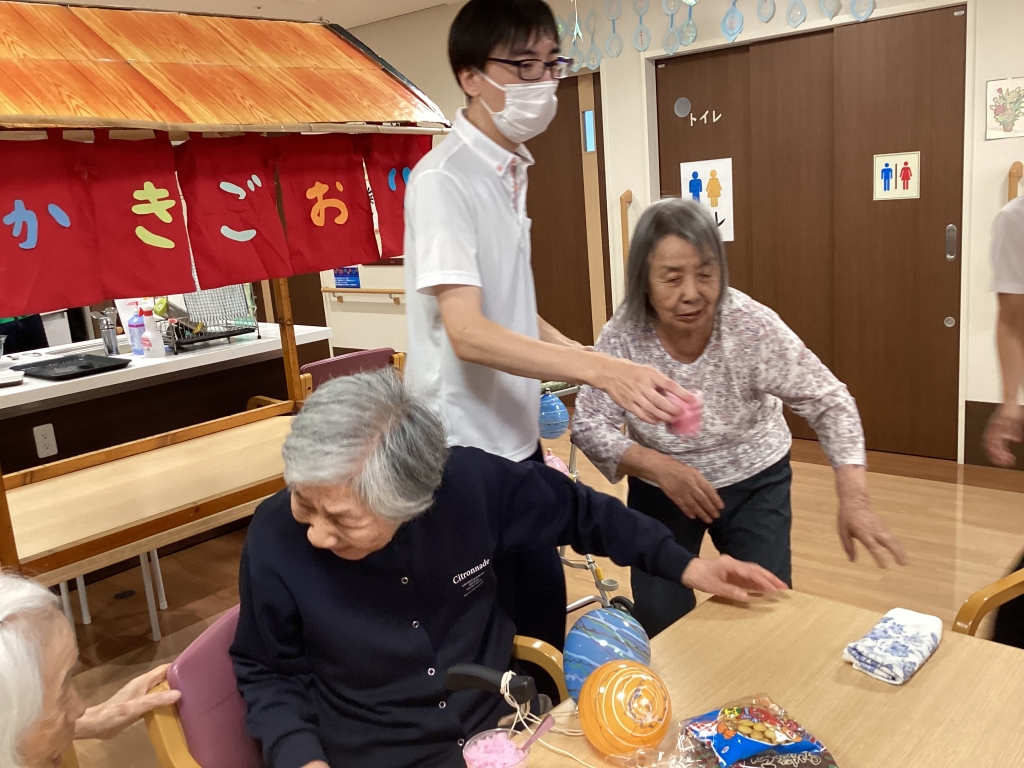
[404,110,541,461]
[990,196,1024,294]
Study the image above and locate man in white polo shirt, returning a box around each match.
[404,0,690,672]
[984,190,1024,647]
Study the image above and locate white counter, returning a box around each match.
[0,323,331,417]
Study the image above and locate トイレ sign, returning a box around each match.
[873,151,920,201]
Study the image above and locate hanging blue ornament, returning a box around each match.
[721,0,743,42]
[539,393,570,439]
[605,0,624,58]
[633,0,652,52]
[757,0,775,22]
[850,0,874,21]
[556,15,568,43]
[819,0,839,19]
[584,9,602,69]
[664,0,682,53]
[681,4,697,45]
[567,11,584,72]
[786,0,807,27]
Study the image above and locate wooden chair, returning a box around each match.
[146,607,566,768]
[953,568,1024,636]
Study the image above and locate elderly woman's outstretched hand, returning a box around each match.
[681,556,788,603]
[835,465,907,568]
[74,664,182,741]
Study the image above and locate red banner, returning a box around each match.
[79,133,196,299]
[277,133,379,273]
[175,135,291,289]
[362,134,432,258]
[0,137,101,317]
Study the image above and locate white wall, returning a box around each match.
[962,0,1024,405]
[351,0,1024,459]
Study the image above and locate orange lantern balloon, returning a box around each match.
[577,660,672,756]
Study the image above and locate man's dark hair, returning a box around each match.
[448,0,558,82]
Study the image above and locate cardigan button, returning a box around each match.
[439,701,447,709]
[401,576,409,585]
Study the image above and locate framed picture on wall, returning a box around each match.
[986,78,1024,140]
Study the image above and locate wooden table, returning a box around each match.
[532,591,1024,767]
[7,415,291,577]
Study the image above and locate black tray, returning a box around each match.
[12,354,131,381]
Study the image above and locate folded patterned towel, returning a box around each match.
[842,608,942,685]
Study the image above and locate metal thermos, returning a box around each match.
[92,308,120,356]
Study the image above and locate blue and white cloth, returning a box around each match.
[842,607,942,685]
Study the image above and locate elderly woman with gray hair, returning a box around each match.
[572,198,907,637]
[229,370,784,768]
[0,572,180,768]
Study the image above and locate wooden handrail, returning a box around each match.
[620,190,633,270]
[321,287,405,294]
[1010,161,1023,202]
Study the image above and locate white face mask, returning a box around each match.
[479,72,559,144]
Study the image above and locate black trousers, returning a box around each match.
[628,454,794,637]
[0,315,47,354]
[993,552,1024,649]
[494,444,567,702]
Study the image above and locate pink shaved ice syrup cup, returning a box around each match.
[463,729,530,768]
[665,390,703,436]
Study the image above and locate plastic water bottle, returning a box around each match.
[127,304,145,356]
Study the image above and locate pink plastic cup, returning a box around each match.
[665,390,703,436]
[463,729,530,768]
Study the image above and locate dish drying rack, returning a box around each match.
[156,284,260,355]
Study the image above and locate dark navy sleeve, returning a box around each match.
[231,538,326,768]
[479,450,695,583]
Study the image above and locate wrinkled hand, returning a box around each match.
[984,406,1022,467]
[681,556,788,602]
[75,665,181,741]
[837,499,907,568]
[657,458,723,523]
[596,356,695,424]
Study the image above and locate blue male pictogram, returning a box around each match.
[688,171,703,201]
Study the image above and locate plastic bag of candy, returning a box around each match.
[628,695,835,768]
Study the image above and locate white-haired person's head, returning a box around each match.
[0,572,82,768]
[0,571,180,768]
[282,369,449,560]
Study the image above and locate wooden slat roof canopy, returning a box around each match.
[0,1,449,133]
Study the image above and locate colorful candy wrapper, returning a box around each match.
[683,694,824,766]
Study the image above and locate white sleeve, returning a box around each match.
[990,203,1024,294]
[406,169,481,293]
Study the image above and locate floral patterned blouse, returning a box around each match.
[572,289,867,489]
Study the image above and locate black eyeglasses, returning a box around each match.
[487,56,572,81]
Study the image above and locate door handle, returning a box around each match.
[946,224,957,262]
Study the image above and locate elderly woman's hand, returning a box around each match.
[682,556,788,602]
[74,665,182,741]
[835,466,907,568]
[654,456,724,523]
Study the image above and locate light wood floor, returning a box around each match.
[69,437,1024,767]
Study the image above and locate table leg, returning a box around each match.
[150,549,167,611]
[59,581,74,626]
[75,575,91,625]
[139,553,162,642]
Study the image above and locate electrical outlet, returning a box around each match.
[33,423,58,459]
